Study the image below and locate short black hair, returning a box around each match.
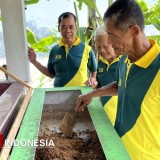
[103,0,144,31]
[58,12,76,30]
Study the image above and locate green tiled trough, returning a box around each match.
[10,87,130,160]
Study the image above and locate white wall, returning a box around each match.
[0,0,30,81]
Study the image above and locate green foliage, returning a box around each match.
[74,1,80,29]
[108,0,113,6]
[36,74,48,87]
[86,29,95,44]
[136,0,160,45]
[24,0,40,5]
[24,0,160,87]
[27,27,39,45]
[76,0,97,10]
[76,0,103,24]
[30,35,60,52]
[26,0,160,50]
[77,27,86,43]
[137,0,148,12]
[27,27,60,52]
[136,0,160,30]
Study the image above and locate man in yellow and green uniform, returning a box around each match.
[85,25,120,125]
[48,36,97,87]
[28,12,97,87]
[97,55,120,125]
[115,39,160,159]
[75,0,160,159]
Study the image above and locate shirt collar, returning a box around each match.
[100,55,121,65]
[125,39,160,68]
[58,36,81,47]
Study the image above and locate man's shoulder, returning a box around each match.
[83,43,93,53]
[75,42,93,53]
[50,44,61,52]
[75,41,85,46]
[51,43,60,49]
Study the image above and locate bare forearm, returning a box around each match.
[90,72,97,78]
[85,72,97,87]
[32,61,54,78]
[75,81,118,112]
[89,81,118,97]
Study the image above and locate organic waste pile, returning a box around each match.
[35,129,106,160]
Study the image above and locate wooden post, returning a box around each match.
[0,66,32,89]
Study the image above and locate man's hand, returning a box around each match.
[84,77,98,88]
[28,47,37,64]
[75,93,93,112]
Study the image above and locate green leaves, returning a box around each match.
[76,0,97,10]
[77,27,86,43]
[29,35,60,52]
[76,0,103,23]
[24,0,40,5]
[137,0,160,31]
[27,28,39,45]
[27,27,60,52]
[136,0,148,12]
[136,0,160,45]
[25,0,160,47]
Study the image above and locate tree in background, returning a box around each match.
[25,0,160,51]
[1,0,159,86]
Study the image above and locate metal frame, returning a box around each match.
[0,66,33,160]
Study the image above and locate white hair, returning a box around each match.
[95,25,107,38]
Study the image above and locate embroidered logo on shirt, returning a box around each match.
[55,55,62,59]
[98,68,104,73]
[118,79,121,86]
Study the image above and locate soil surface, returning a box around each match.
[35,130,106,160]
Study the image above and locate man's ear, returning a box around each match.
[130,25,140,37]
